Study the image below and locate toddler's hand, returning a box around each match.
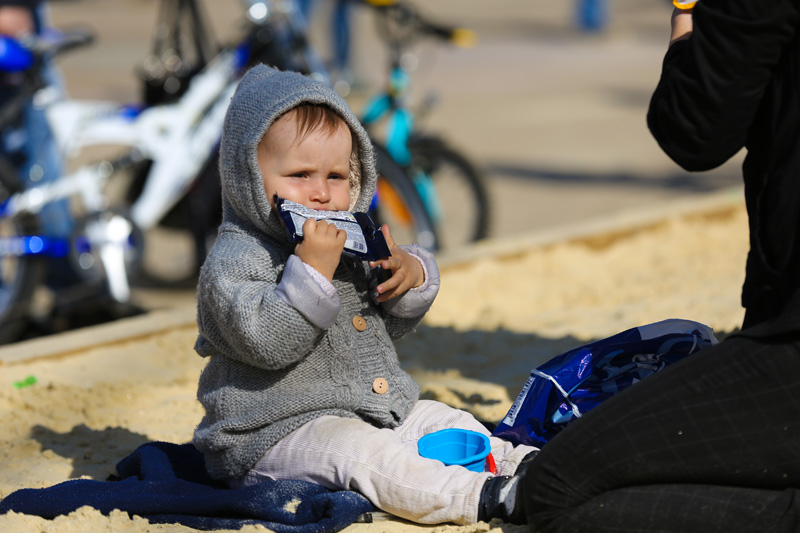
[295,219,346,281]
[368,225,425,303]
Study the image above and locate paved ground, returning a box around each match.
[34,0,744,318]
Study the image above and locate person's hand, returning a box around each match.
[294,218,346,281]
[669,7,693,46]
[0,7,34,38]
[368,225,425,303]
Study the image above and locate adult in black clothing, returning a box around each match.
[520,1,800,531]
[650,0,800,330]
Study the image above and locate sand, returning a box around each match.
[0,197,749,533]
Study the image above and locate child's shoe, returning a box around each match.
[477,474,526,524]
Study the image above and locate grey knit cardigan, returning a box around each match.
[193,65,440,481]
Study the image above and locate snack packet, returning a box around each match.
[275,196,391,261]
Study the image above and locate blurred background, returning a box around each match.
[1,0,743,339]
[49,0,741,239]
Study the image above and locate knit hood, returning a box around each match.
[218,65,377,242]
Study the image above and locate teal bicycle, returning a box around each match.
[360,1,490,251]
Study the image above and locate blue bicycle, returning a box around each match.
[0,29,147,343]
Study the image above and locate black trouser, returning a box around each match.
[523,332,800,533]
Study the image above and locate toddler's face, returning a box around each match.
[258,112,352,212]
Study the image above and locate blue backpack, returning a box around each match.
[493,319,718,448]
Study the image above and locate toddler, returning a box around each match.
[193,65,537,525]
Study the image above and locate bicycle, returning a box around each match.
[0,28,145,342]
[359,0,491,251]
[0,0,434,342]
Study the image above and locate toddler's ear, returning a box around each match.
[348,146,361,210]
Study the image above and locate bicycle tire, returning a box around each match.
[371,142,438,251]
[0,158,43,343]
[409,137,491,249]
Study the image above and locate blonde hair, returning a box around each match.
[284,104,361,209]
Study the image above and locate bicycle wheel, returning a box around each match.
[409,137,491,250]
[0,161,43,343]
[371,142,438,251]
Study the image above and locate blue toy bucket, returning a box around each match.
[417,429,491,472]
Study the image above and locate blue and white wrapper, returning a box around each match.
[493,319,718,447]
[275,196,391,261]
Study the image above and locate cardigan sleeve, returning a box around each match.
[195,237,327,371]
[378,244,440,341]
[379,244,440,319]
[647,0,800,171]
[275,254,340,329]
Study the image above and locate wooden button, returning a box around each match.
[352,315,367,331]
[372,377,389,394]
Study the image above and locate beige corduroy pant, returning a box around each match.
[234,400,537,525]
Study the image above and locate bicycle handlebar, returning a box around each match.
[0,28,95,132]
[359,0,476,48]
[33,28,95,60]
[411,11,459,42]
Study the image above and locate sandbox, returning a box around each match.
[0,187,748,533]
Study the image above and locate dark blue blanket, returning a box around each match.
[0,442,374,532]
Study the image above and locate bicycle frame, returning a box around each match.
[44,48,241,231]
[361,65,444,224]
[0,158,135,301]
